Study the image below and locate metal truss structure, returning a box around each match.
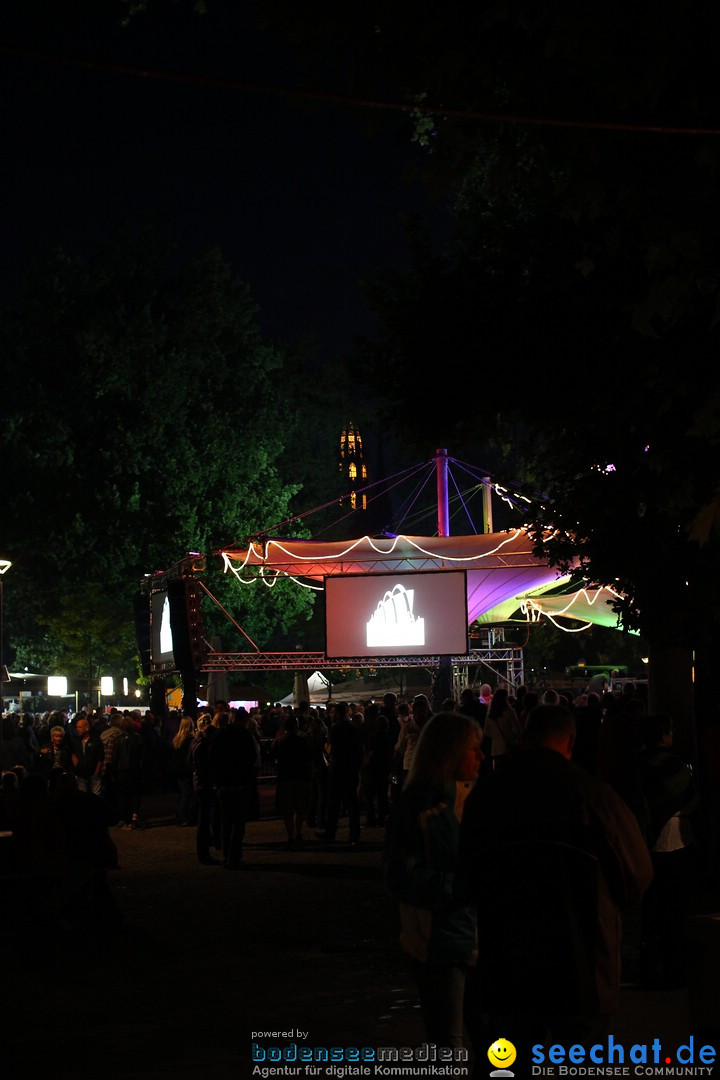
[144,550,526,691]
[200,643,525,689]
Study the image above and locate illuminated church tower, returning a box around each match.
[339,422,367,511]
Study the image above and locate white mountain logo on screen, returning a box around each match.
[366,583,426,647]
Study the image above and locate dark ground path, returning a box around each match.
[5,784,422,1080]
[4,783,720,1080]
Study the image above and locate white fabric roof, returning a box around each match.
[221,529,570,625]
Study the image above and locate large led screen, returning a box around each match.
[324,570,469,658]
[150,589,174,666]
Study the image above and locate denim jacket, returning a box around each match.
[384,781,477,966]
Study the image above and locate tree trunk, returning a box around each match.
[647,643,695,762]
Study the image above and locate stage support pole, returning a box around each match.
[434,449,453,710]
[436,448,450,537]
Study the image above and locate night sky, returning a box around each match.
[2,4,448,362]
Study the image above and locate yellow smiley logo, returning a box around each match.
[488,1038,517,1069]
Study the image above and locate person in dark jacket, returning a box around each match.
[316,701,364,845]
[384,709,483,1052]
[190,716,219,865]
[36,724,72,779]
[209,715,258,869]
[458,703,653,1064]
[634,713,700,990]
[115,716,145,830]
[0,715,32,774]
[273,714,313,848]
[168,716,197,826]
[48,769,120,923]
[359,704,394,828]
[69,716,105,796]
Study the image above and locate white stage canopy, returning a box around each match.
[518,585,631,632]
[220,528,573,626]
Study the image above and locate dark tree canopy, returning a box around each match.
[5,3,720,739]
[0,232,319,672]
[257,1,720,745]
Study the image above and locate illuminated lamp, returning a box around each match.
[0,558,11,715]
[101,676,114,696]
[48,676,68,696]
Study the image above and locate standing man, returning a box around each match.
[458,703,653,1061]
[99,712,124,824]
[317,701,364,846]
[457,688,488,773]
[70,715,104,795]
[457,687,487,728]
[210,713,258,869]
[379,692,400,747]
[191,715,219,865]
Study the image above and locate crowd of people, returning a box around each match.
[0,679,714,1069]
[1,706,173,828]
[379,680,714,1075]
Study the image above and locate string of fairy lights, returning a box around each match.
[218,452,620,634]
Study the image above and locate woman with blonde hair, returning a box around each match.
[172,715,195,750]
[170,716,196,826]
[384,710,483,1052]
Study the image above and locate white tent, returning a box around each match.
[278,670,331,706]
